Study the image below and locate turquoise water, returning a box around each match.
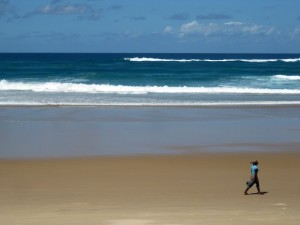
[1,53,300,105]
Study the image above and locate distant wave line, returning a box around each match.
[1,80,300,94]
[274,75,300,80]
[125,57,300,63]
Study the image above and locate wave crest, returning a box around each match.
[1,80,300,94]
[274,75,300,80]
[124,57,300,63]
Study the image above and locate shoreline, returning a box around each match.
[1,150,299,161]
[2,102,300,107]
[1,105,300,159]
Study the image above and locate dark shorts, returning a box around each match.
[246,177,260,188]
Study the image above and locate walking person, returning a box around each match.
[244,160,261,195]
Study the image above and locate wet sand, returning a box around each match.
[0,153,300,225]
[1,106,300,157]
[0,106,300,224]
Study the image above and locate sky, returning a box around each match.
[0,0,300,53]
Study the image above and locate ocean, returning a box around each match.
[1,53,300,106]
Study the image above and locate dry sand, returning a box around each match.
[0,152,299,225]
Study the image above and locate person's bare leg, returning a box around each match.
[244,187,250,195]
[257,187,261,194]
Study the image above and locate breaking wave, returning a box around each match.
[274,75,300,80]
[1,80,300,94]
[125,57,300,63]
[1,101,300,106]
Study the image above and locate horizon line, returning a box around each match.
[1,52,300,54]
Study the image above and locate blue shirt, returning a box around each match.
[251,164,259,175]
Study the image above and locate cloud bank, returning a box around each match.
[25,1,102,20]
[164,20,279,38]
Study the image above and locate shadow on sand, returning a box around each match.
[245,191,268,196]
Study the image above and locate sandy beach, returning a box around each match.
[1,106,300,224]
[2,0,300,223]
[0,153,300,225]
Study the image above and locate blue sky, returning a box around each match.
[0,0,300,53]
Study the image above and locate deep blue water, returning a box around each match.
[0,53,300,105]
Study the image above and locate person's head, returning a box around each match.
[252,160,258,165]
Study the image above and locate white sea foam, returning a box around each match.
[125,57,300,63]
[281,58,300,62]
[274,75,300,80]
[124,57,197,62]
[1,80,300,94]
[1,101,300,107]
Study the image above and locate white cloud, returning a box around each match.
[179,21,221,37]
[25,2,102,20]
[163,26,173,34]
[172,20,278,38]
[179,21,200,33]
[36,4,90,15]
[179,21,220,37]
[225,21,243,26]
